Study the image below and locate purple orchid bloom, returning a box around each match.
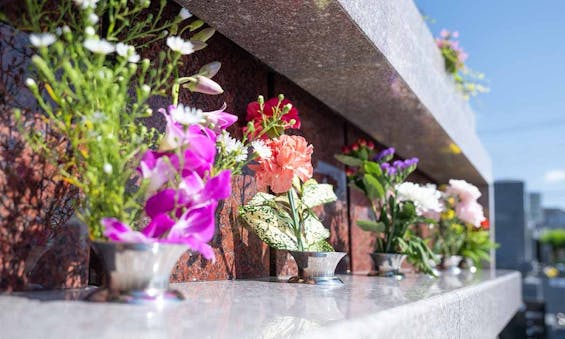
[202,103,238,134]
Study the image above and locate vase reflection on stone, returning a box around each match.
[288,251,346,285]
[85,241,187,304]
[370,253,406,279]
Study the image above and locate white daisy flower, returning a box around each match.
[103,163,113,174]
[88,13,99,24]
[29,33,56,47]
[166,36,196,55]
[179,8,192,20]
[218,132,247,162]
[84,38,115,54]
[170,104,204,125]
[74,0,99,9]
[116,42,140,63]
[25,78,37,87]
[251,140,272,159]
[85,26,96,36]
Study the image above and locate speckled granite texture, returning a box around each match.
[0,270,521,339]
[177,0,492,187]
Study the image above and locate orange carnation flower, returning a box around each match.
[249,135,313,193]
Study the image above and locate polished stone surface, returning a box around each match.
[0,270,520,338]
[177,0,492,186]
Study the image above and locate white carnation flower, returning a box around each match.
[84,38,115,54]
[251,140,272,159]
[85,26,96,36]
[103,163,113,174]
[396,182,443,215]
[29,33,56,47]
[166,36,196,55]
[170,104,204,125]
[88,13,99,24]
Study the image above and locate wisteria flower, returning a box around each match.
[84,38,115,54]
[29,33,56,47]
[249,135,313,193]
[396,182,443,215]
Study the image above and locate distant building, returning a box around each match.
[543,208,565,229]
[495,180,530,270]
[527,193,543,229]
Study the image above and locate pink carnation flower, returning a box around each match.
[446,179,481,202]
[455,200,486,227]
[249,135,313,194]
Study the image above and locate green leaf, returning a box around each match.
[356,220,385,233]
[335,154,362,167]
[363,174,385,200]
[363,161,383,177]
[302,180,337,208]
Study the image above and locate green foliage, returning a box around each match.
[240,180,337,252]
[459,228,498,268]
[540,229,565,248]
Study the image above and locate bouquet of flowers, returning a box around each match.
[239,95,338,252]
[436,29,488,99]
[13,0,237,260]
[435,179,496,268]
[336,141,441,274]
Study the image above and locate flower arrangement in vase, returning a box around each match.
[12,0,245,303]
[433,179,497,273]
[239,95,345,285]
[336,141,441,277]
[436,29,488,99]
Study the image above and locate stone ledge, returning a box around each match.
[177,0,492,186]
[0,270,520,338]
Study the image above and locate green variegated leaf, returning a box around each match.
[303,214,331,246]
[239,204,297,250]
[302,180,337,208]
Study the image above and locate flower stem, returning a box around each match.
[287,187,304,251]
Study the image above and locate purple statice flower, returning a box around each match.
[374,147,395,162]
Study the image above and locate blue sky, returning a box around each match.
[415,0,565,209]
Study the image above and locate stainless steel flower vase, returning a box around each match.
[370,253,406,278]
[85,241,187,304]
[288,251,347,285]
[439,255,462,275]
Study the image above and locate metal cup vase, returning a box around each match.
[85,241,187,304]
[288,251,347,285]
[370,253,406,278]
[439,255,462,275]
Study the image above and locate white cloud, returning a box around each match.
[544,169,565,182]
